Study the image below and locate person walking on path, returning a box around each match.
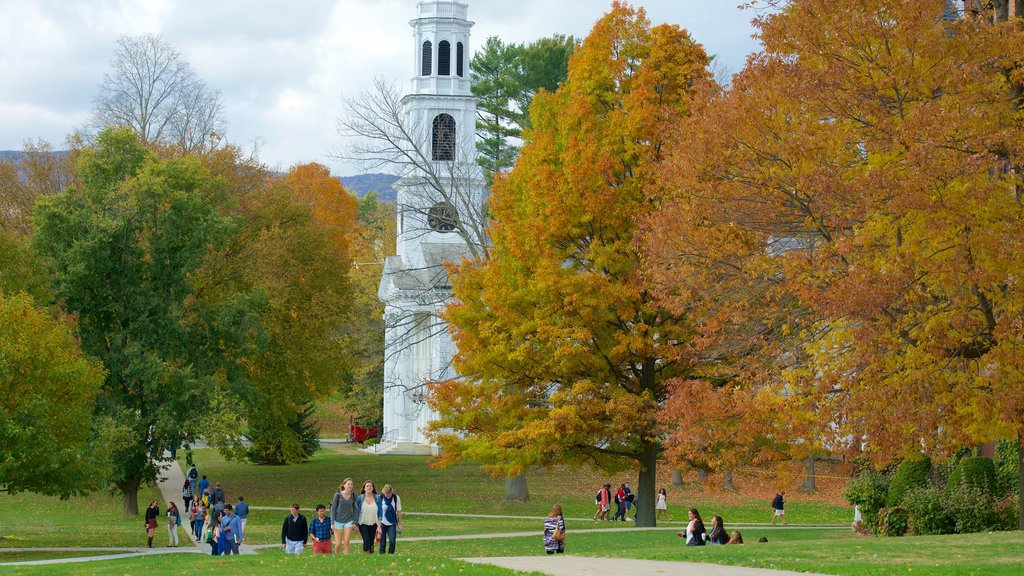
[193,501,207,540]
[182,480,194,513]
[770,491,786,525]
[623,482,634,521]
[187,464,199,486]
[166,502,181,547]
[356,480,380,554]
[234,496,249,541]
[212,482,225,506]
[613,484,627,521]
[656,488,669,520]
[205,511,222,556]
[543,504,566,555]
[220,504,242,555]
[197,475,209,498]
[281,504,309,555]
[377,484,402,555]
[592,484,611,522]
[331,478,357,555]
[310,504,333,554]
[144,500,159,548]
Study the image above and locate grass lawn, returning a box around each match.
[180,446,851,524]
[0,553,542,575]
[401,526,1024,576]
[0,487,188,549]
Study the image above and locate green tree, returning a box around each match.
[471,34,576,183]
[0,292,113,498]
[33,127,240,514]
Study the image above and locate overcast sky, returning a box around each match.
[0,0,763,176]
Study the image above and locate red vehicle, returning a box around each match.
[349,421,379,443]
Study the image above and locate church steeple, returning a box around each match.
[410,1,474,97]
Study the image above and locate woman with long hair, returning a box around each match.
[355,480,380,553]
[166,502,180,547]
[656,488,669,520]
[144,500,159,548]
[676,508,707,546]
[708,515,728,545]
[543,504,566,554]
[331,477,357,554]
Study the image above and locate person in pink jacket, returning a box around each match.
[592,483,611,521]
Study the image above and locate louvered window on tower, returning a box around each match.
[421,41,432,76]
[438,41,451,76]
[432,114,456,161]
[456,42,464,77]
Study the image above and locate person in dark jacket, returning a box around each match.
[708,515,729,545]
[676,508,707,546]
[144,500,160,548]
[771,491,786,525]
[281,504,309,554]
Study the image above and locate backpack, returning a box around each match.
[204,526,213,544]
[595,490,602,505]
[176,513,182,526]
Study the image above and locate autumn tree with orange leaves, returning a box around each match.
[649,0,1024,526]
[428,2,712,527]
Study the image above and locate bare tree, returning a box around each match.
[92,34,226,151]
[335,78,488,258]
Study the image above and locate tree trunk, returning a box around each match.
[696,468,708,484]
[636,442,658,527]
[504,474,529,503]
[117,478,142,516]
[723,469,737,492]
[801,456,818,493]
[671,469,684,486]
[1018,432,1023,532]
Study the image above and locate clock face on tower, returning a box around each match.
[427,201,459,233]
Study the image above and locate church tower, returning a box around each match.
[376,0,482,454]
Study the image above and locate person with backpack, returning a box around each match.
[770,491,786,525]
[331,477,357,554]
[204,511,222,555]
[613,484,627,521]
[377,484,402,554]
[623,482,634,521]
[591,484,611,521]
[166,502,181,547]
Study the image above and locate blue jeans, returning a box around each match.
[378,523,397,554]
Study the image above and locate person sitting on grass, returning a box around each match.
[728,530,744,544]
[543,504,566,555]
[676,508,707,546]
[708,515,729,545]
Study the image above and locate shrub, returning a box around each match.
[946,456,997,498]
[887,455,931,507]
[994,440,1019,498]
[877,507,909,536]
[903,487,953,535]
[994,494,1019,531]
[844,468,889,534]
[944,481,1000,533]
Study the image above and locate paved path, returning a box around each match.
[462,556,829,576]
[154,453,258,554]
[0,547,204,567]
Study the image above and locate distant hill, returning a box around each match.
[0,150,22,161]
[339,173,399,202]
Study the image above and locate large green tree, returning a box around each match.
[33,128,241,514]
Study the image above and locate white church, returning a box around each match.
[375,0,483,455]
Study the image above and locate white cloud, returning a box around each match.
[0,0,762,175]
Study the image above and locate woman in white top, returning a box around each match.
[656,488,669,520]
[356,480,380,553]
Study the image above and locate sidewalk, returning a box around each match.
[462,556,830,576]
[154,453,258,554]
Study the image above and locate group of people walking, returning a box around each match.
[592,482,640,522]
[280,478,403,556]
